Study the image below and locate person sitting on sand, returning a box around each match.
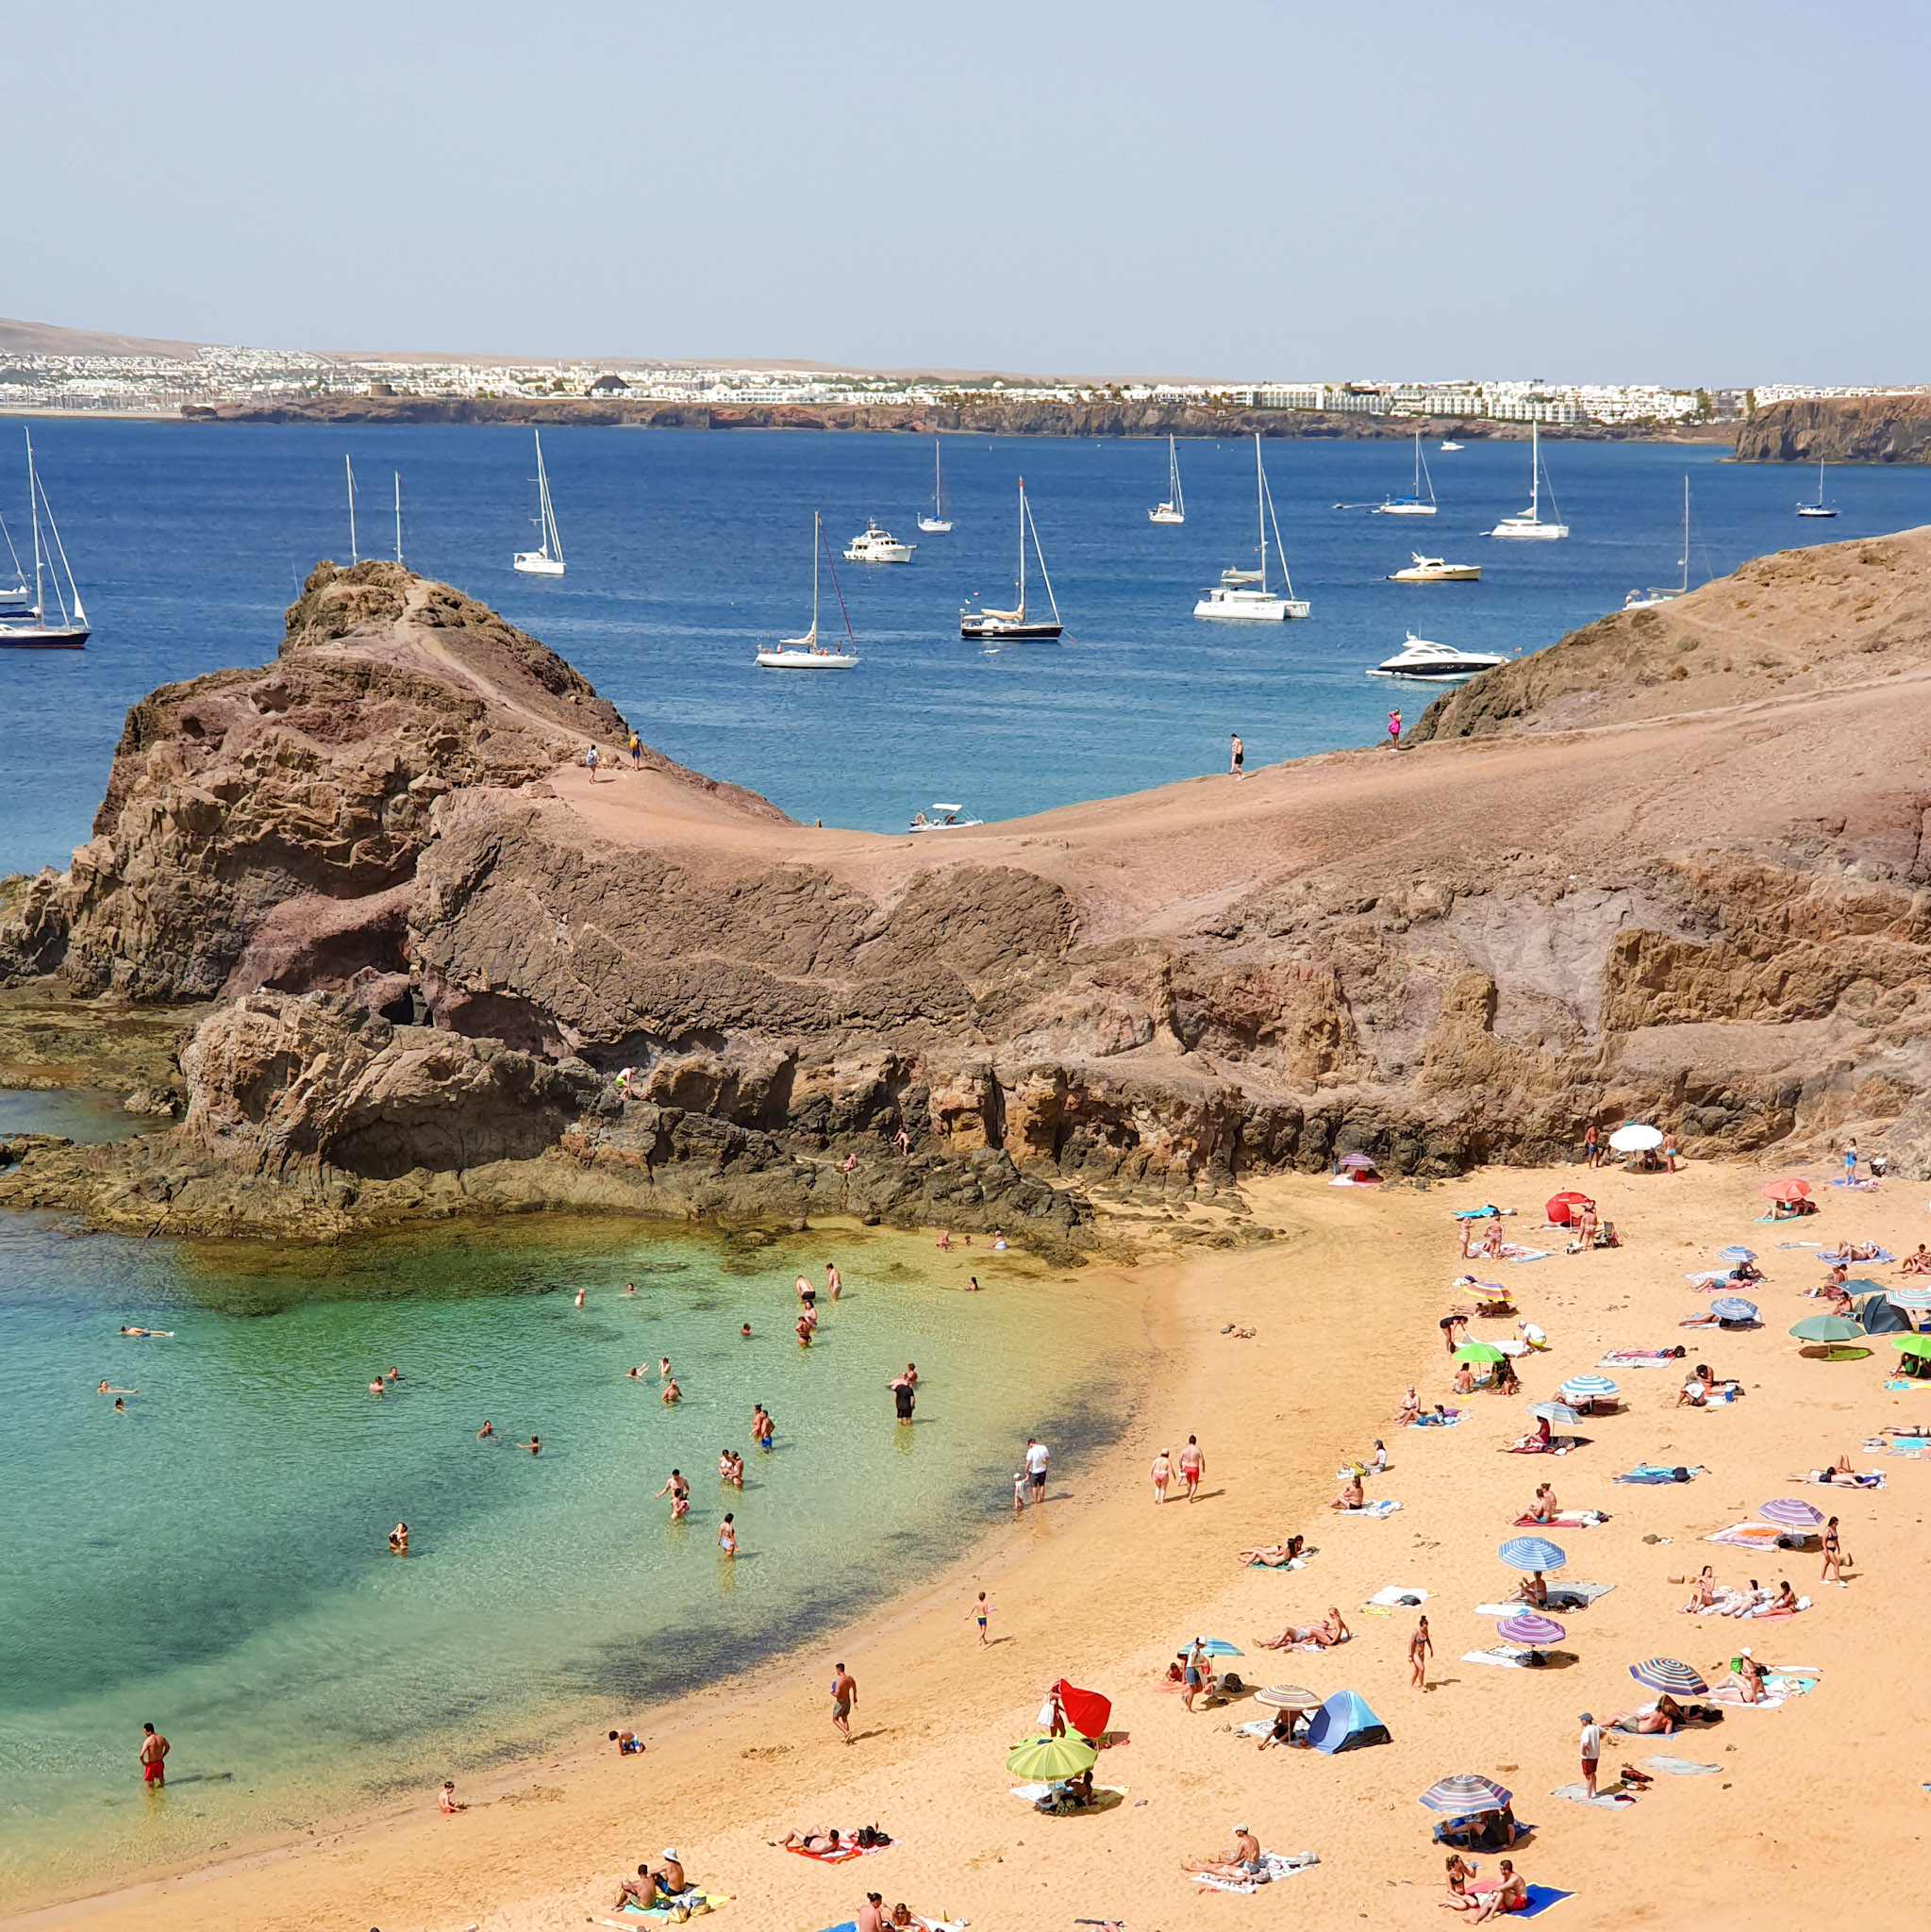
[1453,1361,1477,1396]
[1185,1824,1264,1882]
[1764,1578,1799,1613]
[1527,1484,1559,1524]
[1473,1859,1528,1922]
[1684,1565,1717,1610]
[1331,1470,1366,1510]
[1728,1257,1764,1282]
[1493,1355,1521,1396]
[1396,1387,1423,1425]
[1819,1281,1855,1317]
[1239,1533,1305,1568]
[1368,1440,1389,1474]
[1735,1651,1767,1703]
[1512,1569,1550,1609]
[1675,1365,1716,1407]
[1257,1707,1301,1750]
[1511,1414,1553,1453]
[612,1866,663,1911]
[1903,1245,1931,1276]
[438,1780,466,1813]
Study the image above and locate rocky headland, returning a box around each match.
[8,529,1931,1245]
[1735,392,1931,463]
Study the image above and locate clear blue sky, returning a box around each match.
[19,0,1923,383]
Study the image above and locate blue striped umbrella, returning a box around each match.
[1888,1289,1931,1310]
[1757,1497,1825,1527]
[1496,1612,1566,1646]
[1718,1246,1756,1263]
[1526,1401,1581,1425]
[1711,1296,1759,1322]
[1419,1773,1513,1815]
[1629,1657,1707,1696]
[1558,1374,1619,1402]
[1498,1535,1567,1572]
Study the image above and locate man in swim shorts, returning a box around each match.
[1229,731,1243,778]
[831,1662,857,1743]
[140,1723,169,1787]
[1024,1436,1049,1502]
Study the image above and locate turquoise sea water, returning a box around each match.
[0,1215,1132,1900]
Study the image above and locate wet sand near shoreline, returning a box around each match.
[9,1159,1928,1932]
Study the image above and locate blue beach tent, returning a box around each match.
[1306,1688,1390,1754]
[1858,1293,1910,1336]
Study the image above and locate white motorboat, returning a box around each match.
[1440,440,1465,452]
[1148,434,1185,523]
[1485,421,1568,540]
[909,802,985,832]
[917,438,952,532]
[0,429,89,650]
[758,511,859,669]
[845,520,914,562]
[1367,632,1506,682]
[1389,553,1481,583]
[961,479,1063,640]
[1373,431,1438,515]
[513,430,566,575]
[1195,435,1309,620]
[1624,475,1694,609]
[1795,458,1838,518]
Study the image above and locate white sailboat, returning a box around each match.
[513,431,566,575]
[917,439,953,533]
[1148,435,1185,523]
[1373,431,1438,515]
[1485,422,1569,540]
[392,473,406,566]
[1194,435,1309,621]
[960,479,1063,640]
[1795,459,1838,519]
[1624,475,1693,609]
[0,429,90,650]
[757,512,859,670]
[344,454,359,564]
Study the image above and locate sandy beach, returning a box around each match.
[10,1153,1927,1932]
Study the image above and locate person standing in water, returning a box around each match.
[655,1470,690,1520]
[139,1723,169,1789]
[826,1262,841,1300]
[574,1287,585,1308]
[389,1522,409,1555]
[892,1375,916,1423]
[1024,1437,1050,1505]
[718,1513,737,1557]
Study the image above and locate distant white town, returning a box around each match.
[0,340,1915,424]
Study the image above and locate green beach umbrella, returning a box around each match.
[1892,1333,1931,1358]
[1789,1315,1864,1342]
[1007,1733,1098,1779]
[1454,1341,1506,1363]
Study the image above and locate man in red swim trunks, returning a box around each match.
[140,1722,169,1787]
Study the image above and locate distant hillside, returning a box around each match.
[0,317,208,359]
[1735,393,1931,463]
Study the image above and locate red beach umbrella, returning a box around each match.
[1760,1179,1811,1202]
[1051,1678,1112,1740]
[1546,1191,1593,1225]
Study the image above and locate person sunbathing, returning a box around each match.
[1395,1386,1423,1424]
[1903,1245,1931,1276]
[1526,1484,1559,1524]
[1473,1859,1528,1921]
[1735,1652,1767,1703]
[1512,1570,1550,1608]
[1511,1415,1554,1452]
[1257,1708,1301,1750]
[1683,1565,1717,1610]
[1453,1362,1477,1396]
[781,1827,844,1854]
[1185,1824,1264,1881]
[1239,1534,1305,1568]
[1763,1579,1799,1613]
[1440,1806,1519,1853]
[611,1867,664,1911]
[1331,1473,1366,1510]
[1819,1283,1854,1317]
[1257,1607,1349,1650]
[1442,1868,1482,1915]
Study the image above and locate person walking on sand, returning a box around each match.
[1584,1123,1601,1169]
[1178,1434,1206,1501]
[1822,1515,1844,1584]
[1024,1436,1050,1504]
[1229,731,1244,778]
[972,1591,992,1645]
[1409,1615,1433,1690]
[831,1662,857,1743]
[139,1722,169,1789]
[1012,1469,1027,1515]
[1150,1447,1172,1503]
[586,742,600,782]
[1579,1711,1603,1798]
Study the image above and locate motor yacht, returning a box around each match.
[1388,553,1480,583]
[1366,632,1507,682]
[844,521,914,562]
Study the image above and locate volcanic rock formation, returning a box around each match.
[8,532,1931,1238]
[1735,393,1931,464]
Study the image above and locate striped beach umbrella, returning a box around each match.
[1254,1683,1323,1709]
[1629,1657,1707,1697]
[1718,1246,1756,1264]
[1887,1290,1931,1311]
[1495,1613,1566,1646]
[1526,1401,1581,1426]
[1711,1296,1759,1322]
[1498,1535,1567,1572]
[1757,1498,1825,1527]
[1558,1374,1618,1403]
[1419,1773,1513,1815]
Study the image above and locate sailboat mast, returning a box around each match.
[1529,422,1540,522]
[393,474,403,565]
[812,509,821,637]
[1414,430,1422,496]
[1680,475,1690,593]
[1255,435,1269,593]
[345,455,358,564]
[26,431,43,618]
[1016,478,1026,617]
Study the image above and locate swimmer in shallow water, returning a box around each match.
[718,1513,737,1556]
[661,1376,681,1405]
[113,1397,126,1412]
[476,1421,494,1439]
[655,1469,690,1520]
[98,1381,136,1394]
[740,1323,753,1339]
[389,1522,409,1555]
[518,1435,541,1456]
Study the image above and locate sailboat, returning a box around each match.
[757,512,859,669]
[513,431,567,574]
[0,429,90,649]
[392,474,406,566]
[1439,440,1465,453]
[960,479,1063,640]
[344,454,359,564]
[1373,431,1438,515]
[1194,435,1309,621]
[1624,476,1695,609]
[1795,459,1838,519]
[1148,435,1186,524]
[917,438,952,533]
[1485,422,1569,540]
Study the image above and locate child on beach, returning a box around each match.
[972,1591,993,1643]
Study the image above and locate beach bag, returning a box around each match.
[1672,1467,1691,1482]
[1038,1695,1057,1728]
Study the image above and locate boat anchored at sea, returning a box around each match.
[513,431,566,575]
[1195,435,1308,621]
[0,430,90,650]
[918,438,953,533]
[1795,459,1838,519]
[1373,431,1438,516]
[1148,434,1185,524]
[845,521,914,562]
[1388,553,1480,583]
[757,512,859,670]
[1367,632,1507,682]
[909,802,984,832]
[1624,475,1699,610]
[1485,421,1568,540]
[960,479,1063,641]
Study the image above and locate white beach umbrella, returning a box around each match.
[1607,1124,1664,1153]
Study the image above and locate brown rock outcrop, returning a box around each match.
[1735,393,1931,464]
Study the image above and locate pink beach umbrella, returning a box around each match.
[1495,1613,1566,1647]
[1756,1498,1825,1529]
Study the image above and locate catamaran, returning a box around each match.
[1795,459,1838,519]
[757,512,859,670]
[513,431,566,575]
[0,429,90,650]
[1485,421,1569,540]
[1373,431,1438,515]
[917,438,952,533]
[1194,435,1309,621]
[1148,435,1185,524]
[1624,475,1695,609]
[960,479,1063,640]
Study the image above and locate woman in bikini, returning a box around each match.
[1150,1449,1173,1503]
[1683,1564,1717,1610]
[1821,1516,1843,1584]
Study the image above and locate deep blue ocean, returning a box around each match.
[5,419,1931,877]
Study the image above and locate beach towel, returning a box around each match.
[1511,1512,1606,1528]
[1775,1241,1824,1250]
[1551,1783,1639,1808]
[1615,1464,1695,1484]
[610,1893,732,1924]
[1333,1498,1402,1518]
[785,1840,863,1863]
[1820,1248,1894,1264]
[1505,1248,1552,1263]
[1515,1885,1575,1918]
[1645,1755,1721,1774]
[1191,1850,1319,1892]
[1363,1584,1431,1607]
[1706,1683,1789,1710]
[1830,1177,1880,1190]
[1598,1350,1683,1368]
[1011,1781,1126,1804]
[1706,1522,1788,1550]
[1473,1584,1613,1618]
[1462,1646,1536,1668]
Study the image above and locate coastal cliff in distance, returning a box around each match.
[182,392,1732,444]
[1736,393,1931,463]
[9,530,1931,1244]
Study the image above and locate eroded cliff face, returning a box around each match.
[1736,394,1931,464]
[10,530,1931,1241]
